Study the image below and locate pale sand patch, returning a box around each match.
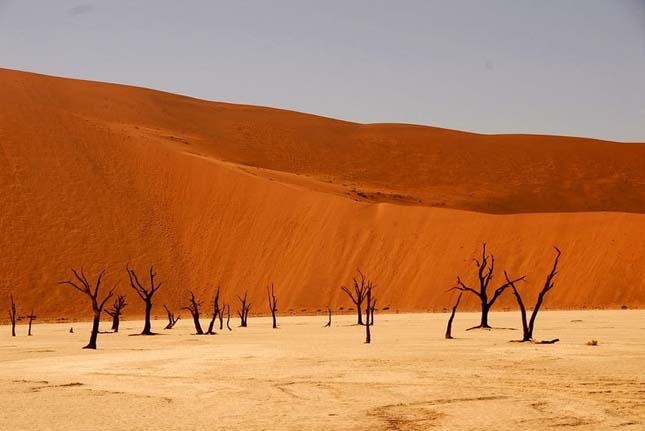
[0,310,643,430]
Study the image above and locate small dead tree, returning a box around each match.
[365,284,374,344]
[218,300,225,330]
[59,269,114,349]
[445,293,463,339]
[126,265,162,335]
[205,286,221,335]
[324,307,332,327]
[182,291,204,335]
[104,295,127,333]
[225,303,232,331]
[267,283,278,329]
[237,291,251,327]
[341,270,370,325]
[163,305,180,329]
[27,309,37,336]
[505,247,562,343]
[8,294,17,337]
[450,243,525,329]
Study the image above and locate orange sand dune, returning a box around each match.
[1,68,644,319]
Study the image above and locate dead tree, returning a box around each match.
[341,270,371,325]
[225,303,232,331]
[163,305,180,329]
[324,307,332,327]
[27,309,37,336]
[126,265,162,335]
[237,291,251,327]
[8,294,17,337]
[205,286,221,335]
[104,295,127,333]
[182,291,204,335]
[267,283,278,329]
[59,269,114,349]
[365,284,374,343]
[445,293,463,339]
[450,243,525,329]
[505,247,562,342]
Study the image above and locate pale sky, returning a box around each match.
[1,0,644,141]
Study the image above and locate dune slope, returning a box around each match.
[1,68,644,318]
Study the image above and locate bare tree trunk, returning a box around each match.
[226,304,232,331]
[86,312,101,349]
[8,294,17,337]
[59,269,114,350]
[206,286,221,335]
[164,305,180,329]
[324,307,332,327]
[451,243,525,330]
[182,292,204,335]
[365,287,372,344]
[27,310,36,336]
[267,283,278,329]
[127,266,162,335]
[341,270,370,325]
[505,247,561,342]
[445,293,462,339]
[237,292,251,327]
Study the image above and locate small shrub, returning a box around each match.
[586,340,598,346]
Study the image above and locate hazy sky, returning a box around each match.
[1,0,644,141]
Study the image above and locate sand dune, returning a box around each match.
[1,68,644,319]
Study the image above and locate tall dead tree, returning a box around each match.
[182,291,204,335]
[365,284,374,343]
[450,243,525,329]
[126,265,161,335]
[218,300,225,330]
[505,247,562,342]
[104,295,127,333]
[237,291,251,327]
[59,269,114,349]
[205,286,221,335]
[324,307,332,327]
[163,305,180,329]
[341,270,371,325]
[8,294,17,337]
[445,293,463,339]
[27,309,37,336]
[267,283,278,329]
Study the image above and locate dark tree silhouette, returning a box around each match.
[163,305,180,329]
[225,303,232,331]
[182,291,204,335]
[59,269,114,349]
[218,299,225,330]
[104,295,127,333]
[365,284,374,344]
[205,286,221,335]
[27,309,37,336]
[126,265,161,335]
[341,270,371,325]
[8,294,17,337]
[237,291,251,327]
[324,307,332,327]
[505,247,562,343]
[267,283,278,329]
[445,293,463,339]
[450,243,525,329]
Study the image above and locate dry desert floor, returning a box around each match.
[0,310,643,430]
